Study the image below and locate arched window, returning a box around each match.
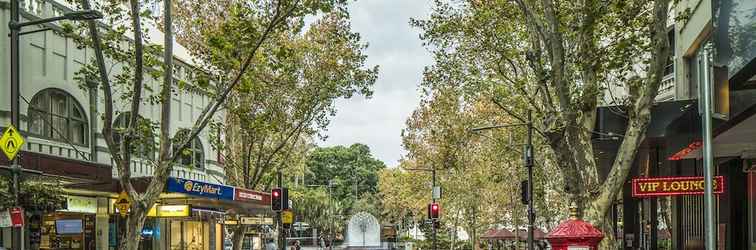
[113,112,155,160]
[173,129,204,169]
[28,88,88,145]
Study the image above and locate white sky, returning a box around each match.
[317,0,434,167]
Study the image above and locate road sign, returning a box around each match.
[241,217,274,225]
[281,210,294,224]
[0,125,25,161]
[0,210,11,227]
[115,191,131,217]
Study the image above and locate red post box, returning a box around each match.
[546,208,604,250]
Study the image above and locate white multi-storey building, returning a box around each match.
[0,0,270,249]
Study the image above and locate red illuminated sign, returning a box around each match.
[632,176,725,197]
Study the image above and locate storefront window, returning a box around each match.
[170,221,183,250]
[40,213,96,250]
[169,220,210,250]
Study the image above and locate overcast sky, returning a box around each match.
[316,0,434,167]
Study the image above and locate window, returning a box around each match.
[113,112,156,160]
[173,129,204,169]
[28,88,88,145]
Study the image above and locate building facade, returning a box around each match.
[595,0,756,249]
[0,0,271,249]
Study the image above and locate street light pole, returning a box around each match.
[700,43,716,250]
[525,111,535,250]
[470,111,536,250]
[9,0,22,248]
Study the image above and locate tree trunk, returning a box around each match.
[233,225,249,250]
[119,205,147,250]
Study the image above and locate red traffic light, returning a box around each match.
[271,188,288,212]
[428,202,440,219]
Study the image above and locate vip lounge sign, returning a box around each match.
[632,176,725,197]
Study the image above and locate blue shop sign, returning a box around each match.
[167,177,235,200]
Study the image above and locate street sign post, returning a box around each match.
[0,125,25,161]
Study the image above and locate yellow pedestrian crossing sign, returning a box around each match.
[0,125,25,161]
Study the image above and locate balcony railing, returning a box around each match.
[111,159,222,184]
[656,73,676,102]
[25,138,92,161]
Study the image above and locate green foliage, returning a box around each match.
[305,144,386,213]
[289,186,344,237]
[0,176,66,213]
[403,0,672,227]
[209,8,379,191]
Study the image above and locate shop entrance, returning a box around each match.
[167,219,222,250]
[39,212,96,250]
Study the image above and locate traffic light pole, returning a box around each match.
[277,171,284,250]
[472,111,536,250]
[432,168,437,250]
[525,111,535,250]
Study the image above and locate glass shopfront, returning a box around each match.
[39,213,96,250]
[38,195,99,250]
[169,220,210,250]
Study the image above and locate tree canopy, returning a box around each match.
[305,143,386,213]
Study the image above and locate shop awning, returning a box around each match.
[666,94,756,160]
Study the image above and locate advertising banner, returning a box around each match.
[234,188,270,204]
[59,195,98,214]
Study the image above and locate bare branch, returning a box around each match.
[79,0,137,197]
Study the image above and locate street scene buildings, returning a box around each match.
[0,0,755,250]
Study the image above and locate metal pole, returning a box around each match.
[328,180,334,248]
[432,168,437,250]
[278,171,285,250]
[525,111,535,250]
[700,43,716,250]
[9,0,23,248]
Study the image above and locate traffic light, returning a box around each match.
[271,187,289,211]
[428,202,440,220]
[520,180,529,205]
